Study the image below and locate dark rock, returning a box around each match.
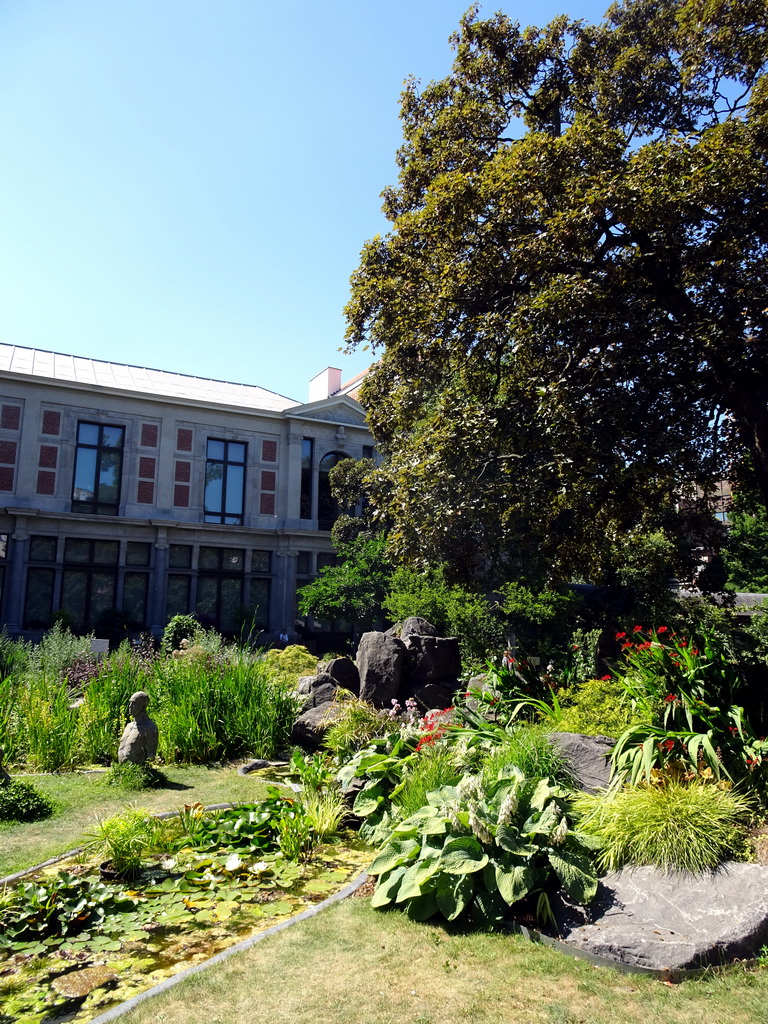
[401,616,440,639]
[296,675,315,695]
[406,682,455,711]
[237,759,271,776]
[323,657,360,695]
[550,732,614,793]
[357,631,406,708]
[309,680,338,707]
[559,863,768,971]
[291,702,346,750]
[403,635,461,686]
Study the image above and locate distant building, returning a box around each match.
[0,344,373,645]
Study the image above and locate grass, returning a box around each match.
[117,897,768,1024]
[0,764,276,878]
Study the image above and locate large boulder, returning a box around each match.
[357,631,406,707]
[322,657,360,695]
[549,732,614,793]
[558,863,768,971]
[308,678,338,707]
[400,616,440,639]
[403,635,461,686]
[290,702,345,750]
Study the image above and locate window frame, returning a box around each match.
[71,421,125,516]
[204,439,247,525]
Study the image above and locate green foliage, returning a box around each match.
[103,761,166,790]
[609,627,768,786]
[723,498,768,593]
[478,725,576,791]
[83,807,164,877]
[392,747,460,819]
[745,600,768,664]
[557,677,646,738]
[384,564,507,667]
[262,644,318,677]
[500,583,582,653]
[161,614,200,653]
[345,1,768,584]
[0,779,54,823]
[368,769,597,927]
[322,697,393,759]
[576,781,753,873]
[298,536,392,631]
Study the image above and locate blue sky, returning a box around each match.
[0,0,611,403]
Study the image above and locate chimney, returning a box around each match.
[308,367,342,403]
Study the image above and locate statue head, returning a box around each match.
[128,691,150,718]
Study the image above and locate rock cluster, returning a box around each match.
[290,617,463,750]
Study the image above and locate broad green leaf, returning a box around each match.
[548,849,598,905]
[436,872,474,921]
[368,839,419,875]
[405,891,439,921]
[495,823,525,854]
[396,861,435,902]
[440,836,489,875]
[353,783,385,817]
[495,863,535,906]
[371,866,407,908]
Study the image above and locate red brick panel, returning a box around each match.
[137,480,155,504]
[259,493,276,515]
[0,440,17,464]
[140,423,159,448]
[39,445,58,469]
[138,457,156,479]
[261,439,277,463]
[177,428,193,452]
[261,470,276,491]
[42,410,61,435]
[0,466,14,491]
[36,471,56,495]
[1,405,20,430]
[173,484,190,507]
[174,461,191,482]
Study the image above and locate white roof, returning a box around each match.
[0,343,298,413]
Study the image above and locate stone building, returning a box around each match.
[0,344,373,646]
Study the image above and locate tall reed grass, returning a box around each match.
[0,632,298,770]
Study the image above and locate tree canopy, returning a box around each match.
[345,0,768,586]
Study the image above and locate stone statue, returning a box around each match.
[117,691,158,764]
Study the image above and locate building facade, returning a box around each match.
[0,344,373,645]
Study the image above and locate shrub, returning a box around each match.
[83,807,163,878]
[557,677,647,737]
[479,724,576,789]
[368,768,598,927]
[263,644,318,677]
[161,614,200,654]
[322,697,392,758]
[0,780,54,823]
[575,780,753,873]
[392,746,460,818]
[103,762,166,790]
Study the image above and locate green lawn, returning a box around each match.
[118,897,768,1024]
[0,764,276,877]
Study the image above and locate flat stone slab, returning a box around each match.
[550,732,614,793]
[559,863,768,970]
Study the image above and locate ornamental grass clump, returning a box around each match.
[575,780,753,874]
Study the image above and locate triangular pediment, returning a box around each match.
[284,394,368,427]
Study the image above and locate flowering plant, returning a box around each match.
[609,627,768,786]
[367,768,597,928]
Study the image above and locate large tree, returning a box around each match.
[345,0,768,586]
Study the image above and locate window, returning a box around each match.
[300,438,314,519]
[205,440,246,525]
[61,539,119,630]
[72,422,125,515]
[196,546,245,632]
[318,451,347,530]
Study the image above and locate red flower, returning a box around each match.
[664,694,676,702]
[621,642,633,649]
[601,674,611,681]
[615,632,627,640]
[661,739,675,752]
[691,648,699,655]
[656,626,668,634]
[633,625,643,633]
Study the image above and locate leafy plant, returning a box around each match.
[161,614,200,653]
[478,725,576,791]
[322,697,392,759]
[0,779,54,823]
[368,768,598,928]
[557,676,647,738]
[575,780,753,873]
[83,807,164,878]
[392,747,460,818]
[104,761,166,790]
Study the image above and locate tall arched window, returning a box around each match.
[317,451,348,530]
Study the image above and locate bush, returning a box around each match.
[161,614,200,654]
[263,644,318,677]
[0,780,54,823]
[103,762,166,790]
[392,746,460,818]
[575,780,753,873]
[479,725,576,789]
[322,697,393,759]
[557,677,648,737]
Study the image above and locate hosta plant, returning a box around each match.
[367,768,598,929]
